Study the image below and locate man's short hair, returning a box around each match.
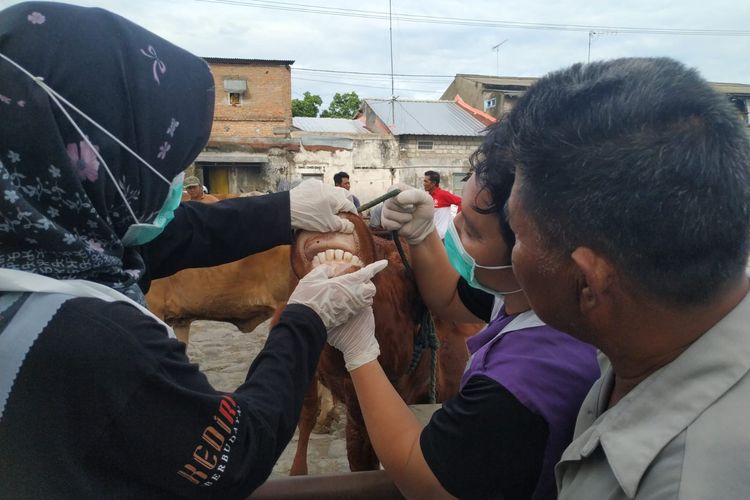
[333,171,350,186]
[509,57,750,306]
[424,170,440,185]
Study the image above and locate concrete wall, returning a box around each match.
[441,78,523,120]
[288,134,478,204]
[291,137,399,204]
[223,150,290,193]
[394,135,480,196]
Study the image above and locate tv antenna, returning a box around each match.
[492,39,509,76]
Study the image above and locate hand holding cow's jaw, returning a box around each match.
[288,257,387,330]
[289,179,357,234]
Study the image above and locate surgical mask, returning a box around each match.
[444,219,522,297]
[121,172,184,246]
[0,52,182,248]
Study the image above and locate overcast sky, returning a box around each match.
[4,0,749,109]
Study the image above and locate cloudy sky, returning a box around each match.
[4,0,749,109]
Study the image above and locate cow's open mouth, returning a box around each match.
[291,213,376,279]
[297,232,362,277]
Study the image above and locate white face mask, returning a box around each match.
[0,51,180,247]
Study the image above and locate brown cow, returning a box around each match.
[282,212,482,474]
[145,245,292,344]
[146,193,292,344]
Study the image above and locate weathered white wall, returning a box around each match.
[290,135,480,205]
[291,137,400,206]
[193,134,481,203]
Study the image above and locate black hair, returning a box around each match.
[424,170,440,185]
[333,171,350,186]
[508,57,750,305]
[470,119,517,249]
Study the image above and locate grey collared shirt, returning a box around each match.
[556,289,750,499]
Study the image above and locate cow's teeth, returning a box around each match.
[310,249,363,267]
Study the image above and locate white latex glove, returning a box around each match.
[328,306,379,372]
[288,260,388,329]
[381,184,435,245]
[290,179,357,233]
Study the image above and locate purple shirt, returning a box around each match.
[462,308,599,500]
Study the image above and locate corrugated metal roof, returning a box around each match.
[203,57,295,66]
[293,117,370,134]
[365,99,487,136]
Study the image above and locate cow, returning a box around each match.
[145,245,292,344]
[146,193,292,344]
[281,212,483,474]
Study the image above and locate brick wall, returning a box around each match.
[207,62,291,140]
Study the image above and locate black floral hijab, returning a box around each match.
[0,2,214,300]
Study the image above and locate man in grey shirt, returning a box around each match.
[505,58,750,499]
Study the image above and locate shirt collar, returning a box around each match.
[561,288,750,498]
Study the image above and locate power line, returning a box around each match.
[292,67,453,78]
[292,71,448,86]
[195,0,750,36]
[292,76,443,94]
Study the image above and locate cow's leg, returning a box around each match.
[313,383,337,434]
[345,400,379,471]
[289,377,320,476]
[173,321,191,345]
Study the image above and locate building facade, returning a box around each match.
[193,57,295,194]
[358,98,492,198]
[442,74,750,126]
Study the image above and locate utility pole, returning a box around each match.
[389,0,395,126]
[492,39,509,76]
[588,31,595,63]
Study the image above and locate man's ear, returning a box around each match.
[570,247,615,313]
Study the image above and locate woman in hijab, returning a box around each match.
[0,2,385,498]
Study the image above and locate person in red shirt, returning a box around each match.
[423,170,462,239]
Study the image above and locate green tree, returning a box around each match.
[292,91,323,117]
[321,91,361,119]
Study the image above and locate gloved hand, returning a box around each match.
[381,184,435,245]
[290,179,357,233]
[328,306,379,372]
[288,259,388,330]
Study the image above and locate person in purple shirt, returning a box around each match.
[324,118,600,499]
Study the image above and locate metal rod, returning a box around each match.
[357,188,401,213]
[248,470,404,499]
